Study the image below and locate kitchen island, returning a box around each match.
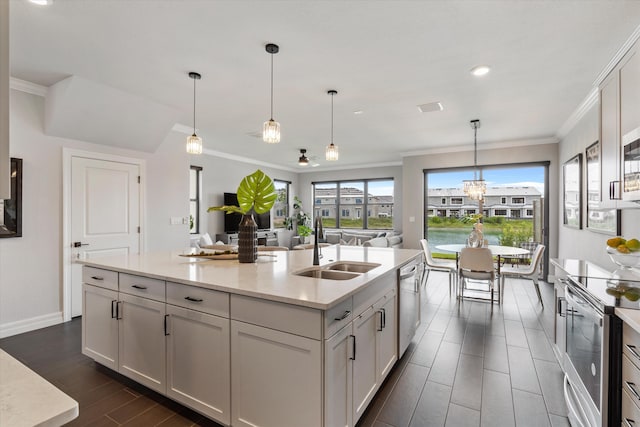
[79,245,422,427]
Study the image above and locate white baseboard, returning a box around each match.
[0,312,64,339]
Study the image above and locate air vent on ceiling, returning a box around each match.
[417,102,444,113]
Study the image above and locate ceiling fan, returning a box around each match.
[297,149,320,167]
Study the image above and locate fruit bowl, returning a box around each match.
[606,246,640,269]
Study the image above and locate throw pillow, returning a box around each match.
[199,232,213,247]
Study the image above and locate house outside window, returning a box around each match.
[495,209,507,216]
[441,198,446,204]
[526,209,533,216]
[501,197,507,204]
[465,209,477,215]
[313,178,394,230]
[449,210,460,217]
[189,165,202,234]
[273,180,290,229]
[512,197,525,204]
[450,197,463,205]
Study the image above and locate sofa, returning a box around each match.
[322,230,403,248]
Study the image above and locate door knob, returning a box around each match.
[73,242,89,247]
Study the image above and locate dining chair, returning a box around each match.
[458,247,498,305]
[499,244,546,306]
[419,239,457,294]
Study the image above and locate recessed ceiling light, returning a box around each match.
[470,65,491,76]
[417,102,444,113]
[29,0,53,5]
[353,110,364,115]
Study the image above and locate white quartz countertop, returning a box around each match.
[0,349,79,427]
[79,245,422,310]
[617,308,640,334]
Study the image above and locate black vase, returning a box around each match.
[238,214,258,263]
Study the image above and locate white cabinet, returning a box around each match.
[598,40,640,206]
[118,292,166,394]
[327,287,398,426]
[230,320,322,427]
[82,284,118,370]
[166,304,230,425]
[325,323,354,427]
[376,289,397,380]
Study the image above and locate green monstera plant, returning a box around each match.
[207,169,277,216]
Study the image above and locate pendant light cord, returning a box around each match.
[270,52,274,121]
[192,76,196,133]
[330,92,334,144]
[473,124,477,179]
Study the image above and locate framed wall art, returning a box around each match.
[0,157,22,238]
[563,153,582,229]
[585,141,621,235]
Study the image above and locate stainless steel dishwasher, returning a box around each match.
[398,259,422,356]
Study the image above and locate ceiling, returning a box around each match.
[9,0,640,171]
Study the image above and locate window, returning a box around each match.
[273,180,290,229]
[465,209,477,215]
[512,197,525,204]
[450,197,463,205]
[526,209,533,216]
[441,198,446,204]
[313,178,394,230]
[449,210,460,217]
[189,166,202,234]
[495,209,507,216]
[501,197,507,204]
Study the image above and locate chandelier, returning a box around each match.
[462,119,486,200]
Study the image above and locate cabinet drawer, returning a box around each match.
[622,386,640,426]
[623,353,640,409]
[373,287,396,311]
[623,323,640,370]
[119,273,165,302]
[166,282,229,317]
[325,297,353,339]
[83,267,118,291]
[231,294,322,340]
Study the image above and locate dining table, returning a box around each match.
[434,244,531,274]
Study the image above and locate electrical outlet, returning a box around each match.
[409,216,415,223]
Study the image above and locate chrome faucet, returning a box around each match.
[313,216,324,265]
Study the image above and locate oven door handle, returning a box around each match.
[565,289,603,327]
[564,375,590,427]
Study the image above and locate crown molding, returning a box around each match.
[593,23,640,88]
[296,161,402,174]
[401,136,558,158]
[10,77,48,97]
[556,87,599,139]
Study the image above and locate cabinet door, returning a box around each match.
[231,320,321,427]
[600,71,620,202]
[352,306,378,424]
[325,323,353,427]
[620,48,640,137]
[118,293,166,393]
[82,284,118,370]
[376,291,397,380]
[166,305,230,425]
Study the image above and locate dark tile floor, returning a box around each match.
[0,271,567,426]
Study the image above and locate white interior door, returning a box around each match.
[70,157,140,317]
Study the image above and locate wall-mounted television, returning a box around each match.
[223,192,271,233]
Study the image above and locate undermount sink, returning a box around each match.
[326,262,381,273]
[293,268,360,281]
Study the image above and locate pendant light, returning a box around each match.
[263,43,281,143]
[298,149,309,166]
[325,90,339,161]
[186,72,203,155]
[462,119,486,200]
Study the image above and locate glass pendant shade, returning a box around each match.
[263,119,281,143]
[186,134,203,155]
[463,178,486,200]
[326,143,339,161]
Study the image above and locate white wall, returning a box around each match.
[194,156,298,238]
[296,165,403,231]
[557,103,640,270]
[0,0,10,199]
[402,143,560,253]
[0,88,301,336]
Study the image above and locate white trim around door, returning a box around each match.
[62,148,146,322]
